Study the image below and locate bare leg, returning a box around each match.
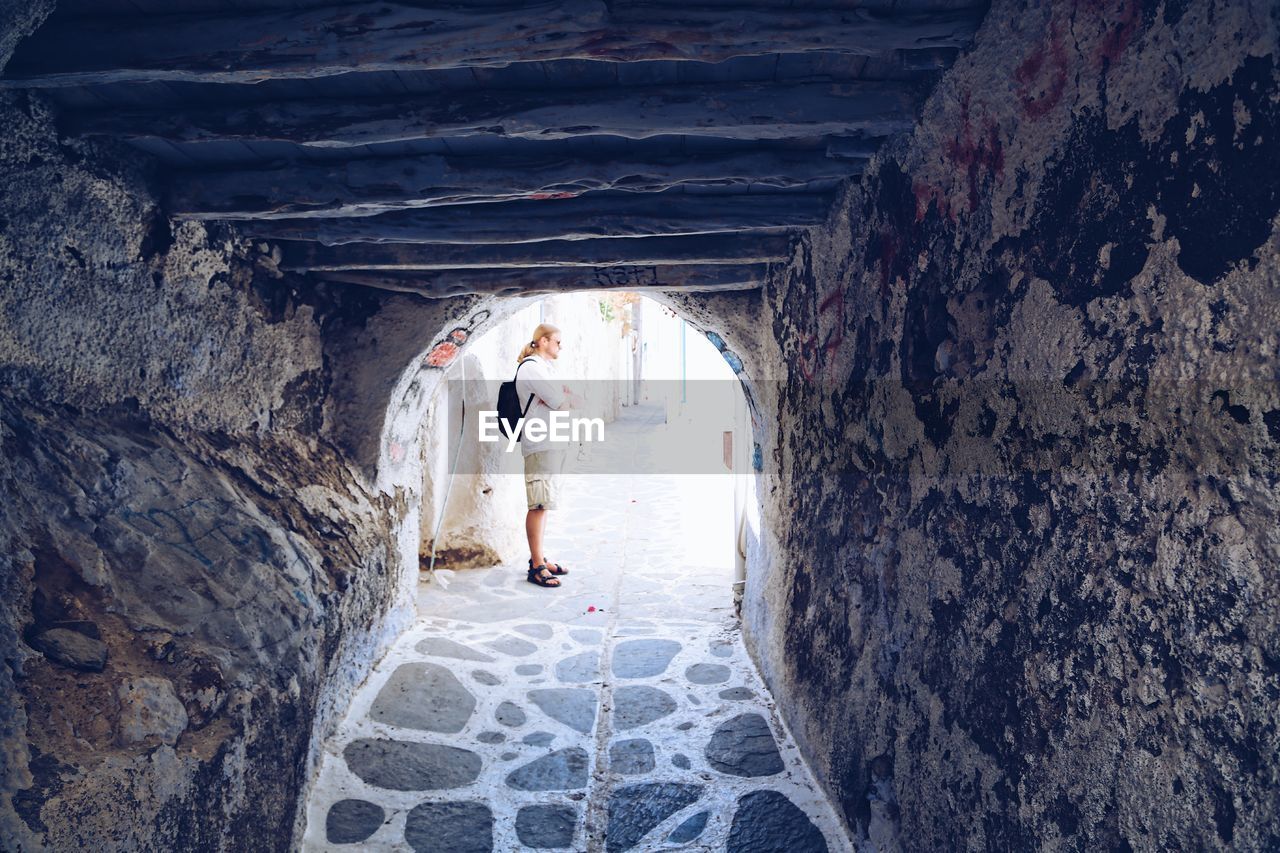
[525,508,558,585]
[539,509,550,565]
[526,508,547,566]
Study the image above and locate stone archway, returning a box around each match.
[348,287,777,638]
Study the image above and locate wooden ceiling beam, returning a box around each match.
[316,264,768,298]
[278,234,793,271]
[899,46,960,71]
[241,193,833,245]
[826,136,884,160]
[2,1,982,88]
[68,81,919,146]
[169,149,865,220]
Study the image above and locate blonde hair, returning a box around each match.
[517,323,560,363]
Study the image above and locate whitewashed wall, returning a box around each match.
[419,293,630,569]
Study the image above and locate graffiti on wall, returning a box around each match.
[705,330,744,375]
[797,284,848,384]
[911,0,1145,224]
[425,308,491,369]
[121,498,315,602]
[388,308,492,465]
[913,93,1005,224]
[705,330,765,471]
[1013,17,1070,121]
[592,266,660,288]
[121,500,274,569]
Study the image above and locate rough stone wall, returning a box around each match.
[752,0,1280,849]
[0,100,323,435]
[1,402,402,851]
[0,0,52,82]
[0,87,491,850]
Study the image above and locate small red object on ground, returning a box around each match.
[587,606,596,612]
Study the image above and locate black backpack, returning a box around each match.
[496,357,536,439]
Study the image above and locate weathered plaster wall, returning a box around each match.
[419,307,539,573]
[752,0,1280,848]
[0,87,495,849]
[417,292,645,571]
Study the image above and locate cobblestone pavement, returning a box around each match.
[302,407,853,852]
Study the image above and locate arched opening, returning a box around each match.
[363,290,772,633]
[414,292,761,603]
[299,290,848,850]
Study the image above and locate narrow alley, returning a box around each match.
[303,404,851,851]
[3,1,1278,850]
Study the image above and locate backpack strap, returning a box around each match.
[514,357,536,417]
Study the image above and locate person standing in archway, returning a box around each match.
[514,323,578,588]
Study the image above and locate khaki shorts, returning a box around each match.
[524,450,566,510]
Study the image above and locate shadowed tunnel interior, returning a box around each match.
[1,0,1279,849]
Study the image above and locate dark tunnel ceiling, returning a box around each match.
[4,0,990,299]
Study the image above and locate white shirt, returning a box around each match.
[513,354,570,457]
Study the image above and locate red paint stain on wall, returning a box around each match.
[944,111,1005,215]
[798,0,1146,384]
[1092,0,1144,65]
[913,0,1142,223]
[426,341,458,367]
[798,284,849,384]
[911,95,1004,223]
[1015,18,1070,120]
[1015,0,1145,120]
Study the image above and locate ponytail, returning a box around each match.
[517,322,560,364]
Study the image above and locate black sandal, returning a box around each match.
[527,564,561,587]
[530,558,568,576]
